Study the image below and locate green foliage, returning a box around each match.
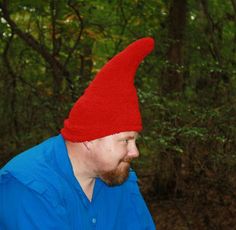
[1,1,236,227]
[0,2,236,226]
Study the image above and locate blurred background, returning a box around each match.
[0,0,236,229]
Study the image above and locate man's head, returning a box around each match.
[86,131,139,186]
[62,37,154,185]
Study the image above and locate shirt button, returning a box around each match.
[92,218,96,224]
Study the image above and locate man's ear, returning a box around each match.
[83,141,90,151]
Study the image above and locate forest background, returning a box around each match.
[0,0,236,229]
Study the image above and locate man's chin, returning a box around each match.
[99,162,130,186]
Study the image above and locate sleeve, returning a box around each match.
[0,175,71,230]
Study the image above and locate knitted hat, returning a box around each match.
[61,37,154,142]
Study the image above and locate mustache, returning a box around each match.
[121,157,134,164]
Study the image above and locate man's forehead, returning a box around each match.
[115,131,139,138]
[94,131,139,142]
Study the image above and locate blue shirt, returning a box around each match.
[0,135,155,230]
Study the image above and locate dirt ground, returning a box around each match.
[147,197,236,230]
[137,159,236,230]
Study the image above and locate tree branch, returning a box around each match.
[64,1,84,68]
[50,0,61,57]
[0,0,70,78]
[230,0,236,16]
[2,33,18,135]
[2,34,57,113]
[51,0,57,56]
[200,0,221,63]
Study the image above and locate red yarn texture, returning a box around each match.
[61,37,155,142]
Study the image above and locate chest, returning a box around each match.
[62,183,136,230]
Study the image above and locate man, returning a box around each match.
[0,37,155,229]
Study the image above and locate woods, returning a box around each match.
[0,0,236,229]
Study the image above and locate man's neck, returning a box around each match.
[77,176,95,201]
[65,141,96,201]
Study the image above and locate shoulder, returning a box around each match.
[0,174,70,229]
[123,169,140,193]
[120,169,156,228]
[0,135,65,206]
[1,135,56,172]
[1,136,55,183]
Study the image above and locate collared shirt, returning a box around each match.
[0,135,155,230]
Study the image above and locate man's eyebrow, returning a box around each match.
[125,136,135,140]
[121,134,139,140]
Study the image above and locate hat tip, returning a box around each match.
[142,37,155,47]
[134,37,155,52]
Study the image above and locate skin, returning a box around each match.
[65,131,139,201]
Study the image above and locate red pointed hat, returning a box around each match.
[61,37,154,142]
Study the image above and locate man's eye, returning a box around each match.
[123,139,129,144]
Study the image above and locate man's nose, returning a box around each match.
[128,144,139,158]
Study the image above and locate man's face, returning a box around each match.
[89,131,139,186]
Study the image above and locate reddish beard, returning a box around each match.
[99,157,133,186]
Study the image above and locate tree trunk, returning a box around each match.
[79,38,93,91]
[2,34,19,136]
[161,0,187,94]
